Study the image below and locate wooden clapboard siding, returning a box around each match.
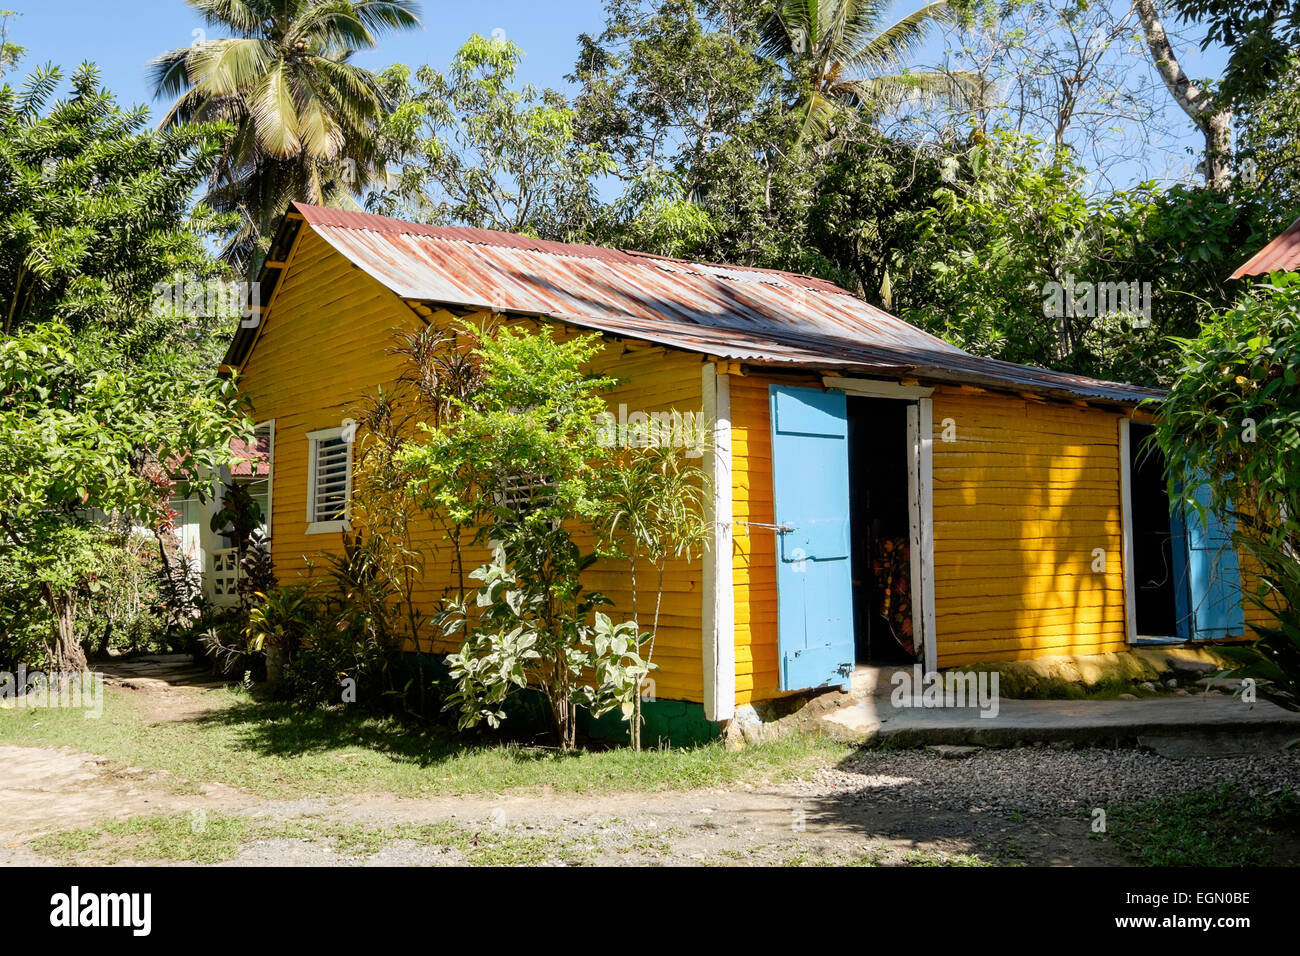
[930,388,1129,666]
[237,227,709,703]
[1237,500,1281,633]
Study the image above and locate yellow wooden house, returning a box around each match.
[216,203,1257,740]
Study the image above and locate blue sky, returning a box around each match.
[5,0,1228,190]
[6,0,606,104]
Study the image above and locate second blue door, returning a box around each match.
[769,385,855,690]
[1170,482,1245,641]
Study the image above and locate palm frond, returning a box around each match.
[249,59,301,157]
[853,68,982,113]
[146,48,197,101]
[190,38,276,96]
[849,0,956,74]
[189,0,266,36]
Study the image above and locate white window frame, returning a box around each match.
[243,420,275,539]
[306,425,353,534]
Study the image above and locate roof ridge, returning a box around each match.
[292,201,850,292]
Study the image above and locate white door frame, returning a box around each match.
[1118,418,1138,644]
[824,377,938,670]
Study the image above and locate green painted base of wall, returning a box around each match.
[580,700,720,748]
[405,652,719,747]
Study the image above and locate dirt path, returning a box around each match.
[0,740,1118,866]
[2,656,1293,866]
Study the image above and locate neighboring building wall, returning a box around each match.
[929,387,1128,666]
[236,226,710,703]
[1237,501,1281,633]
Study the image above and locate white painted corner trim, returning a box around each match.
[701,363,735,722]
[918,397,937,670]
[1118,418,1137,644]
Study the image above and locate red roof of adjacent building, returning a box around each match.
[230,434,270,478]
[1232,217,1300,279]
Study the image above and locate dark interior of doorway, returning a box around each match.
[1128,422,1179,637]
[847,396,917,664]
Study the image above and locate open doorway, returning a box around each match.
[1127,422,1180,638]
[846,396,918,664]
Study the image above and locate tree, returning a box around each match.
[1134,0,1232,189]
[1,324,245,671]
[935,0,1180,190]
[149,0,422,269]
[804,130,944,301]
[569,1,826,269]
[1165,0,1300,106]
[0,64,248,671]
[396,324,655,750]
[596,444,709,750]
[372,35,612,240]
[571,0,785,198]
[0,9,23,77]
[894,129,1099,368]
[1,63,231,338]
[1235,55,1300,228]
[758,0,980,141]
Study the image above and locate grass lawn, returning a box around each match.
[30,812,605,866]
[1103,783,1300,866]
[0,683,849,799]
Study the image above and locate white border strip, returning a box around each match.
[1119,418,1137,644]
[918,397,937,669]
[701,363,735,721]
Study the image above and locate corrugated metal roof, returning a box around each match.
[234,202,1162,406]
[1232,217,1300,278]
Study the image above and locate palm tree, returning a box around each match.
[760,0,983,142]
[149,0,421,270]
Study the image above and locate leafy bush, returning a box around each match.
[396,324,667,749]
[1219,537,1300,712]
[445,547,651,742]
[247,537,438,714]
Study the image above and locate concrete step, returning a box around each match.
[817,694,1300,749]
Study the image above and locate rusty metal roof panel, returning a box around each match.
[280,202,1160,405]
[1232,217,1300,278]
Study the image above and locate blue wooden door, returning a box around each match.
[1183,483,1245,640]
[769,385,854,690]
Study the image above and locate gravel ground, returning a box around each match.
[820,745,1300,816]
[7,738,1299,866]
